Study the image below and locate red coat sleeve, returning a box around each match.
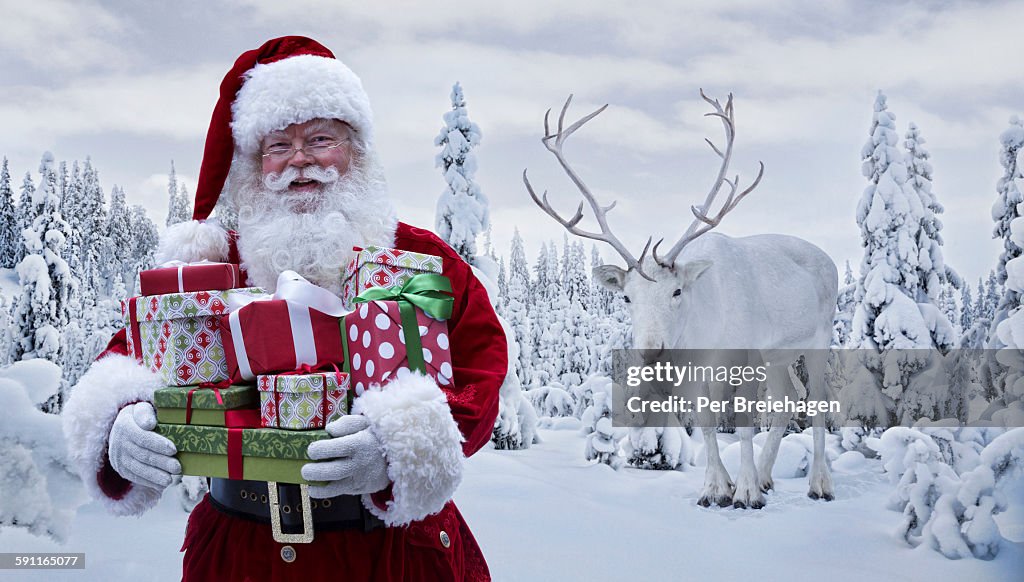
[393,223,507,457]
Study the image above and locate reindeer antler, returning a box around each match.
[653,90,764,268]
[523,94,655,281]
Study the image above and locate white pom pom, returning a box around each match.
[155,220,230,264]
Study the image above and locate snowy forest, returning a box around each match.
[1,83,1023,575]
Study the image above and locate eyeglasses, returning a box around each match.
[261,139,350,161]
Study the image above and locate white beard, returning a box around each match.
[231,150,397,296]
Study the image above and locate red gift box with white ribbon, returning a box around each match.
[140,261,242,296]
[220,271,350,383]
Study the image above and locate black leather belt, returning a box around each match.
[209,478,385,535]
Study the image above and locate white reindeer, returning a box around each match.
[523,92,838,508]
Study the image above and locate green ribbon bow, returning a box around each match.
[344,273,454,375]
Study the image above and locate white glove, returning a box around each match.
[108,402,181,491]
[302,415,390,498]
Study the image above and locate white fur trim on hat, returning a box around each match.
[154,220,230,265]
[231,54,374,154]
[61,354,164,516]
[352,371,464,526]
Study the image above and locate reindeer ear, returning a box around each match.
[593,265,626,291]
[680,259,712,287]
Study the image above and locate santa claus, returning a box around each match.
[62,36,506,581]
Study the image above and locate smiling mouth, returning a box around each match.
[289,179,319,191]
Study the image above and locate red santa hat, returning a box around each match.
[193,35,374,221]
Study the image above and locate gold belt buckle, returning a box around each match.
[268,482,315,544]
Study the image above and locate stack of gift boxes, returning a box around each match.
[120,247,452,486]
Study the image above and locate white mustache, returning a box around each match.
[263,165,341,192]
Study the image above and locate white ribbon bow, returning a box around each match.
[227,271,351,381]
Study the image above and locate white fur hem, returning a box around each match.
[232,54,374,154]
[61,354,164,516]
[154,219,230,265]
[352,372,464,527]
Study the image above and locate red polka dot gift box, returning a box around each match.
[343,297,453,396]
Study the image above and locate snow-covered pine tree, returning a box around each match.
[834,260,857,347]
[989,148,1024,424]
[0,291,12,366]
[939,285,959,335]
[13,172,36,267]
[166,161,191,226]
[978,119,1024,404]
[496,255,507,314]
[103,185,132,293]
[11,154,75,410]
[960,284,974,332]
[54,161,93,392]
[434,82,488,264]
[80,158,108,299]
[904,121,957,351]
[529,242,552,386]
[0,158,17,268]
[581,375,625,469]
[847,92,953,427]
[127,203,159,293]
[507,229,532,387]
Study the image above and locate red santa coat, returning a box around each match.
[61,222,507,581]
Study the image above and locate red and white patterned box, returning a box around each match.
[257,372,349,430]
[343,299,453,395]
[342,246,444,308]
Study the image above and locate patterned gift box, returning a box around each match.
[139,262,242,296]
[154,424,329,485]
[154,384,260,427]
[257,372,350,430]
[344,299,453,395]
[121,288,265,386]
[342,246,443,308]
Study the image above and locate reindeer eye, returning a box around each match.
[672,289,682,297]
[623,295,631,304]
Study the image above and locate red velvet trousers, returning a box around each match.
[181,496,490,581]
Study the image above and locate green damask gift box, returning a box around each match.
[154,384,260,427]
[121,288,265,386]
[154,424,328,485]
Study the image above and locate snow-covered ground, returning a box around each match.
[2,425,1022,581]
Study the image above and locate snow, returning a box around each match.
[1,427,1021,580]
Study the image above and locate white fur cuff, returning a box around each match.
[61,354,164,516]
[154,220,229,265]
[352,372,465,527]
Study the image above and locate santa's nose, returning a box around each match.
[288,148,315,167]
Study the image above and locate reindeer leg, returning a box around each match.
[756,421,786,493]
[804,351,834,501]
[732,426,765,509]
[757,363,796,492]
[698,426,734,507]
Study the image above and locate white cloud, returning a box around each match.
[1,0,128,72]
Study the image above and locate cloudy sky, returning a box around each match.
[2,0,1022,286]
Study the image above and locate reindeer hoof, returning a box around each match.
[733,498,765,510]
[733,500,746,509]
[808,491,819,500]
[698,495,732,508]
[760,480,774,493]
[822,492,835,502]
[808,490,834,501]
